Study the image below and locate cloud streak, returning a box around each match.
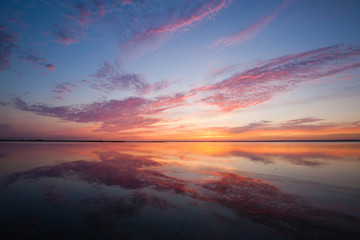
[18,49,55,70]
[211,0,295,49]
[52,82,79,100]
[52,24,79,46]
[209,118,360,137]
[197,44,360,111]
[115,0,232,53]
[0,24,18,71]
[53,61,176,100]
[86,61,150,94]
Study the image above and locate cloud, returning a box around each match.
[0,24,18,71]
[218,120,272,134]
[52,24,79,46]
[74,3,91,27]
[53,61,176,100]
[18,49,55,70]
[140,0,231,35]
[210,65,236,77]
[210,118,360,136]
[211,0,295,49]
[113,0,232,53]
[52,82,79,100]
[51,1,108,46]
[18,52,41,63]
[86,61,150,94]
[45,63,55,70]
[13,93,190,132]
[196,44,360,111]
[286,117,323,125]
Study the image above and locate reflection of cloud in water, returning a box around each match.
[2,151,193,194]
[1,150,359,239]
[224,150,327,166]
[203,173,360,239]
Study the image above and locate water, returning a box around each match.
[0,142,359,239]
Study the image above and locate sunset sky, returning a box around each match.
[1,0,360,140]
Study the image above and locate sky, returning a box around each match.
[0,0,360,141]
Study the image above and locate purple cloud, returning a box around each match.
[53,61,176,100]
[18,52,41,63]
[52,24,79,46]
[216,120,272,134]
[52,82,79,100]
[210,65,236,77]
[51,1,108,46]
[45,63,55,70]
[86,61,150,94]
[197,45,360,111]
[18,49,55,70]
[210,118,360,136]
[74,3,91,27]
[286,117,323,125]
[0,24,18,71]
[212,0,295,49]
[13,93,189,132]
[42,0,232,54]
[112,0,232,54]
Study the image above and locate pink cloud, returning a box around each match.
[45,63,55,70]
[210,65,236,77]
[143,0,231,36]
[286,117,323,125]
[121,0,132,5]
[211,0,295,49]
[210,118,360,136]
[52,24,79,46]
[51,1,108,46]
[52,61,176,100]
[86,61,150,94]
[197,45,360,111]
[52,82,78,100]
[0,24,18,71]
[18,49,55,70]
[13,93,189,132]
[121,0,232,53]
[74,3,91,27]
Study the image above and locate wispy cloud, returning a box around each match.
[286,117,323,125]
[53,61,176,100]
[211,0,295,49]
[196,45,360,111]
[73,3,91,27]
[51,1,107,46]
[86,61,150,94]
[52,24,79,46]
[18,49,55,70]
[13,93,190,132]
[210,65,237,77]
[52,82,79,100]
[115,0,232,54]
[0,24,18,71]
[210,118,360,136]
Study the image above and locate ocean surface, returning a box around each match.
[0,142,359,239]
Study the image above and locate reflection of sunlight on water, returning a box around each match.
[0,142,360,239]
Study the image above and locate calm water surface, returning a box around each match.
[0,142,359,239]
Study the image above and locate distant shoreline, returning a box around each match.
[0,139,359,143]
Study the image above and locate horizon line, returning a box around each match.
[1,139,360,143]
